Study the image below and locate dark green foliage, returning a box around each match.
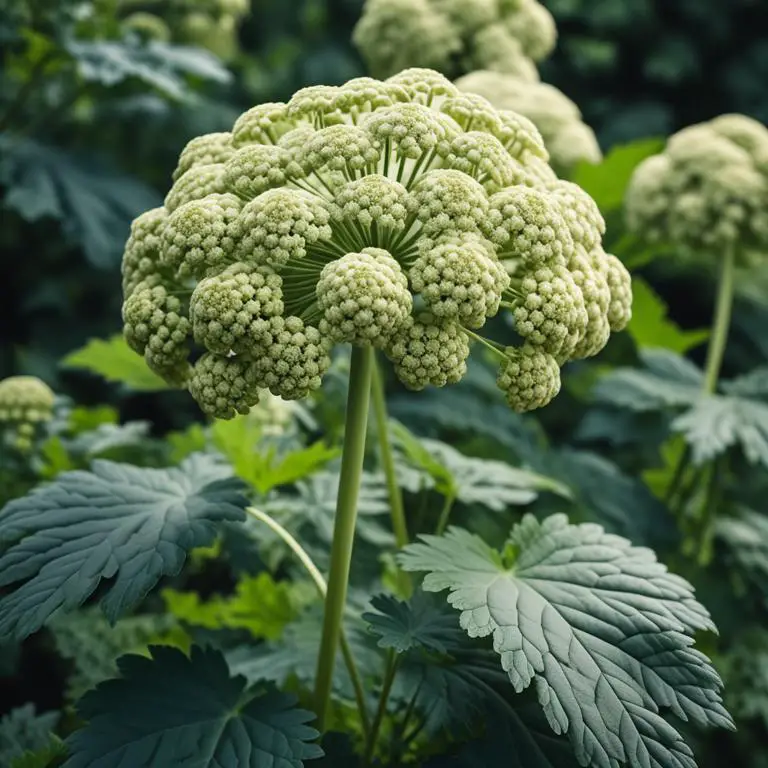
[64,645,323,768]
[0,705,59,767]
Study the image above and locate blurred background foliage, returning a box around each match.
[3,0,768,399]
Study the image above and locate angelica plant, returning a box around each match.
[0,70,736,768]
[456,70,602,172]
[354,0,556,80]
[0,376,54,453]
[616,114,768,559]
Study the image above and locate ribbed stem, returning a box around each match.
[703,244,736,394]
[314,345,374,731]
[371,357,411,597]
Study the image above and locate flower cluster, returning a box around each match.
[0,376,55,452]
[353,0,556,80]
[121,68,631,417]
[455,71,602,172]
[626,114,768,263]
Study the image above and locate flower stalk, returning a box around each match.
[314,345,374,731]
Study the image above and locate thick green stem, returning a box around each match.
[703,245,736,395]
[364,651,400,765]
[314,345,374,731]
[246,507,371,737]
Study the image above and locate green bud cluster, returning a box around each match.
[121,68,631,417]
[0,376,55,452]
[455,72,602,173]
[626,114,768,264]
[354,0,555,80]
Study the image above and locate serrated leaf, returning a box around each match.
[64,645,323,768]
[672,395,768,468]
[62,335,169,391]
[627,278,709,354]
[363,591,456,654]
[392,422,570,510]
[49,607,175,702]
[0,705,59,766]
[212,417,338,495]
[400,515,733,768]
[162,572,302,641]
[0,138,160,267]
[592,349,702,412]
[387,595,577,764]
[0,454,248,640]
[572,138,665,213]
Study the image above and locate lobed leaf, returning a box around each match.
[400,515,733,768]
[62,336,169,391]
[0,454,248,641]
[64,645,323,768]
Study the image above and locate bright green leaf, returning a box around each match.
[400,515,733,768]
[162,572,303,641]
[10,738,67,768]
[627,278,709,354]
[571,138,665,213]
[62,335,169,391]
[212,416,339,494]
[64,645,323,768]
[0,454,247,640]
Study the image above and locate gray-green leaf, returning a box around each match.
[400,514,733,768]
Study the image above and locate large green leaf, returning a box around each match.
[0,454,248,640]
[384,592,577,764]
[64,645,323,768]
[162,572,304,641]
[672,395,768,468]
[571,138,665,213]
[400,515,733,768]
[62,335,169,391]
[626,278,709,354]
[0,706,59,768]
